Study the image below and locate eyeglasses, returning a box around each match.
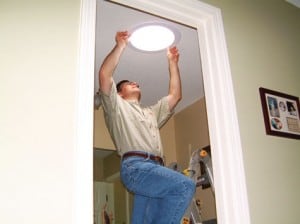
[124,81,139,87]
[117,81,139,92]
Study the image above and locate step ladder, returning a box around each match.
[181,148,215,224]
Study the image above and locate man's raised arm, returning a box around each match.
[167,46,182,111]
[99,31,129,95]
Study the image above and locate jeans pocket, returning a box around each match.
[120,159,139,191]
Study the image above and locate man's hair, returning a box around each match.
[116,80,130,92]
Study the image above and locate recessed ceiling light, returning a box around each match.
[128,22,181,52]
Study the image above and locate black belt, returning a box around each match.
[122,151,164,166]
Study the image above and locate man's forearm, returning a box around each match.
[99,44,125,80]
[99,31,129,83]
[99,44,126,94]
[169,61,182,101]
[167,60,182,111]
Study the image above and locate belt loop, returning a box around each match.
[146,152,151,161]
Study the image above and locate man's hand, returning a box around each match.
[115,31,130,49]
[167,46,179,64]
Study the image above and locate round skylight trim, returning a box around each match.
[128,22,181,52]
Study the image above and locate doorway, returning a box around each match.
[75,0,250,223]
[94,0,216,222]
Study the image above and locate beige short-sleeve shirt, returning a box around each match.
[100,80,174,157]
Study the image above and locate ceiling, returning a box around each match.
[286,0,300,8]
[94,0,204,113]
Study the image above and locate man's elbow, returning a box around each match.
[99,66,106,79]
[98,70,105,87]
[99,68,110,86]
[171,93,182,105]
[176,94,182,103]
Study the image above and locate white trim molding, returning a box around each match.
[75,0,251,223]
[74,0,96,224]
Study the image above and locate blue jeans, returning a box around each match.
[120,154,196,224]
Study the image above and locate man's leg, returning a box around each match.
[131,194,160,224]
[121,156,195,224]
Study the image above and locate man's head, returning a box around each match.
[116,80,130,93]
[116,79,141,101]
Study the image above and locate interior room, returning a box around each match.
[93,0,216,223]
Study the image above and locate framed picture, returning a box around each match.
[259,87,300,139]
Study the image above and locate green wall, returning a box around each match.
[0,0,80,223]
[200,1,300,223]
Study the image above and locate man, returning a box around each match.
[99,31,195,224]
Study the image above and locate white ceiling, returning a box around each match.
[95,0,204,113]
[286,0,300,8]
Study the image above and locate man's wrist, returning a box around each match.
[116,42,127,50]
[168,60,179,66]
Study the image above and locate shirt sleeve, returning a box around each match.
[151,96,174,129]
[100,80,118,114]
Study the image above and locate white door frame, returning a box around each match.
[74,0,251,223]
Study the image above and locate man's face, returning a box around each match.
[118,81,141,100]
[119,81,139,91]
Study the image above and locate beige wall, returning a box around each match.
[0,0,80,223]
[159,116,177,165]
[174,98,215,220]
[174,99,210,168]
[94,108,115,150]
[94,155,104,181]
[200,1,300,223]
